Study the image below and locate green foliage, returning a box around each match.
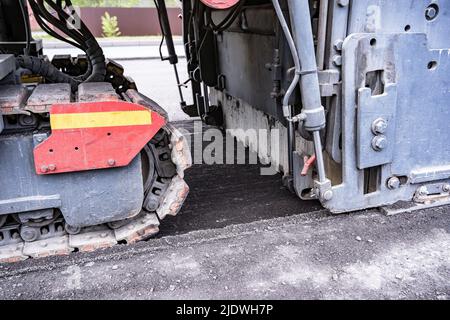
[101,12,122,37]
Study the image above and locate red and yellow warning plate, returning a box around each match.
[33,101,166,175]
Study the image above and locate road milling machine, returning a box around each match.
[0,0,449,262]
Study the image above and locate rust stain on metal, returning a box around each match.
[78,82,119,102]
[26,83,72,113]
[157,175,190,220]
[167,123,192,179]
[0,85,29,115]
[113,212,160,244]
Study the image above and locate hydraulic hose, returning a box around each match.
[16,55,79,91]
[271,0,301,177]
[272,0,331,197]
[271,0,300,119]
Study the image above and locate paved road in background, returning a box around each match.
[119,59,191,122]
[43,41,191,121]
[44,42,185,61]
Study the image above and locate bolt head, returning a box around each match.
[108,159,116,166]
[372,118,388,134]
[334,39,344,51]
[48,164,56,171]
[322,190,334,201]
[426,7,437,20]
[443,184,450,193]
[372,135,388,151]
[418,186,429,196]
[40,165,49,173]
[337,0,349,7]
[332,55,342,67]
[387,177,400,190]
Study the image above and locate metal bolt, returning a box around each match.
[372,118,388,135]
[332,55,342,67]
[387,177,401,190]
[36,137,43,143]
[323,190,334,201]
[41,165,49,173]
[48,164,56,171]
[443,184,450,193]
[418,186,429,196]
[425,7,437,20]
[334,39,344,51]
[337,0,349,7]
[108,159,116,166]
[21,115,34,125]
[372,135,388,151]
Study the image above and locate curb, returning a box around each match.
[111,55,186,61]
[43,39,183,49]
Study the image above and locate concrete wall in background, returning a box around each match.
[30,7,183,37]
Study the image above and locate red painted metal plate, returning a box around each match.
[34,101,166,175]
[200,0,240,9]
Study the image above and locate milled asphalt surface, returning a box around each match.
[0,45,448,300]
[0,204,448,300]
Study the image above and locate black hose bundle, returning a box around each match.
[16,55,79,90]
[17,0,106,88]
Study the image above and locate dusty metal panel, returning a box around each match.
[214,5,295,121]
[323,33,450,212]
[77,82,119,102]
[0,85,29,115]
[356,84,398,169]
[26,83,72,113]
[348,0,450,50]
[0,54,15,81]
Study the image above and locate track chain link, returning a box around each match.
[0,125,191,263]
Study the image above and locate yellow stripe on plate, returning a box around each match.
[51,110,152,129]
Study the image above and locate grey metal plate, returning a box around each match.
[348,0,450,50]
[356,84,397,169]
[324,32,450,212]
[26,83,72,113]
[0,54,15,81]
[0,85,29,115]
